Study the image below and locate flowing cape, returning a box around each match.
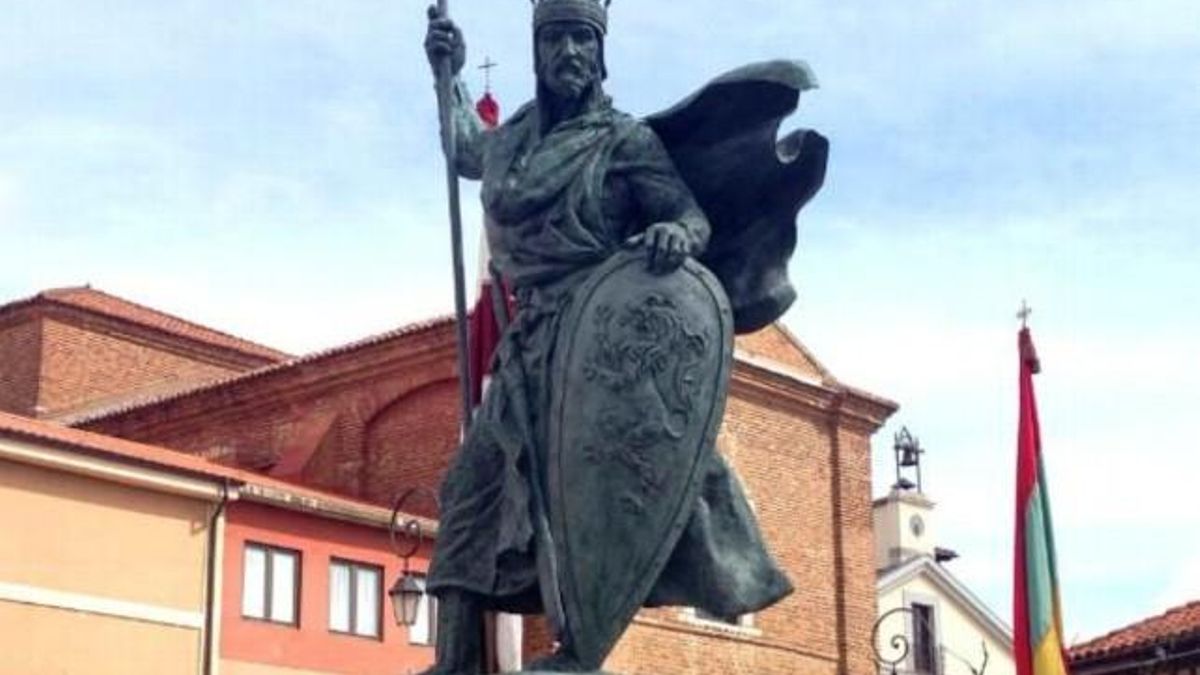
[646,60,829,334]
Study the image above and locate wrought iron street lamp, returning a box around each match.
[872,606,989,675]
[388,487,439,627]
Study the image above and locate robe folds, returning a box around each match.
[426,91,793,621]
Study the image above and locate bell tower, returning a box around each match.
[873,427,940,570]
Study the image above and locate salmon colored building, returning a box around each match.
[0,410,438,675]
[0,286,897,675]
[220,500,437,675]
[0,414,220,674]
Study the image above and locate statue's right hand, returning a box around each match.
[425,6,466,77]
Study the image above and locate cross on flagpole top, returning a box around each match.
[479,57,498,92]
[1017,300,1032,328]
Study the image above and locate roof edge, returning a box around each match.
[0,286,292,364]
[68,315,456,428]
[0,410,434,535]
[878,555,1014,647]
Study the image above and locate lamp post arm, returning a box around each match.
[941,640,989,675]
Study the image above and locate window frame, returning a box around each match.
[679,607,760,637]
[903,592,942,675]
[328,557,385,640]
[241,541,302,627]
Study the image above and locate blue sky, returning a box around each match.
[3,0,1199,645]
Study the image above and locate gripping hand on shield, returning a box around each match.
[626,221,704,274]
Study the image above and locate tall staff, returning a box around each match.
[429,0,474,433]
[424,3,571,652]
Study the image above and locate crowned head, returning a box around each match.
[532,0,611,99]
[533,0,610,36]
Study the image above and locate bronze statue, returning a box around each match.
[421,1,828,672]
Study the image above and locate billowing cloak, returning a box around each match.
[646,60,828,334]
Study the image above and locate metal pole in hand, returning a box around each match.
[432,0,474,435]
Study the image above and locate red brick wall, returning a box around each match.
[515,377,888,675]
[89,333,462,506]
[832,423,880,675]
[362,379,460,513]
[87,322,891,675]
[0,316,42,416]
[608,617,842,675]
[735,324,824,378]
[597,390,849,675]
[37,318,241,419]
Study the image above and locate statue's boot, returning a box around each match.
[415,590,484,675]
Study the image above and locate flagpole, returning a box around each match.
[1013,303,1070,675]
[432,0,474,434]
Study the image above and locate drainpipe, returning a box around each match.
[203,481,237,675]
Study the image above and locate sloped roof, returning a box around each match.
[735,322,833,383]
[0,286,291,363]
[878,554,1014,647]
[0,408,434,533]
[67,315,455,427]
[1070,601,1200,663]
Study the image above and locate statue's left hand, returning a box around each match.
[626,222,700,274]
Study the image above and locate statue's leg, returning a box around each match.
[417,589,484,675]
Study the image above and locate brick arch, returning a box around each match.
[362,378,461,513]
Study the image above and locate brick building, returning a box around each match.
[0,286,289,421]
[0,286,897,674]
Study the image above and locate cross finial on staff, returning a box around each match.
[1017,300,1033,328]
[479,57,498,92]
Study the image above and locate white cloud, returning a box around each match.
[0,173,18,225]
[1157,548,1200,613]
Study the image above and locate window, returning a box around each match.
[242,543,300,625]
[407,574,437,646]
[912,602,938,674]
[695,608,744,626]
[329,559,383,638]
[685,607,756,632]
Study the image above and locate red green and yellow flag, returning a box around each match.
[1013,327,1070,675]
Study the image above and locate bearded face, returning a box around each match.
[536,20,603,101]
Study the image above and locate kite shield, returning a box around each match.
[547,249,733,669]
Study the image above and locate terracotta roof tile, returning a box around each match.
[1070,600,1200,662]
[65,315,455,427]
[1,286,291,363]
[0,409,431,531]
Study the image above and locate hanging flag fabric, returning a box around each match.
[468,228,508,406]
[1013,327,1070,675]
[467,89,507,406]
[476,91,500,129]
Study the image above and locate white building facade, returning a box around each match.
[874,485,1015,675]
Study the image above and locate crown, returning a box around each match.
[532,0,611,35]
